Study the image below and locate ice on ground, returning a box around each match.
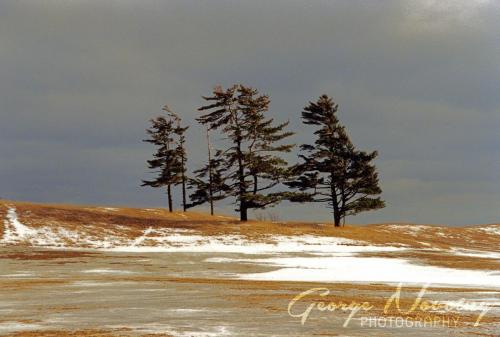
[0,322,41,333]
[2,206,499,289]
[108,226,404,255]
[235,256,500,288]
[105,324,231,337]
[81,269,136,274]
[0,273,36,278]
[439,299,500,312]
[450,247,500,259]
[70,281,136,287]
[164,309,209,314]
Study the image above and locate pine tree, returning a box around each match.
[163,105,189,212]
[238,86,295,210]
[187,148,230,212]
[205,128,215,215]
[287,95,385,227]
[195,84,294,221]
[142,106,187,212]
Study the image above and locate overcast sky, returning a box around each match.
[0,0,498,225]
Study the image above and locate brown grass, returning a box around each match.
[225,291,498,326]
[0,279,70,291]
[3,329,173,337]
[0,199,498,253]
[1,200,497,335]
[0,201,7,238]
[92,275,490,293]
[0,250,99,260]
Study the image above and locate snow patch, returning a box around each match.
[236,256,500,288]
[1,207,130,248]
[1,208,405,255]
[450,248,500,259]
[71,281,135,287]
[107,227,403,255]
[101,207,119,212]
[477,225,500,236]
[2,207,36,243]
[439,299,500,312]
[383,224,432,236]
[0,273,36,278]
[0,322,41,333]
[105,324,231,337]
[81,269,136,275]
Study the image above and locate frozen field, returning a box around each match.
[0,202,499,336]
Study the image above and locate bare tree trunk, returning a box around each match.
[233,115,247,222]
[237,147,247,222]
[331,184,341,227]
[240,204,248,222]
[333,211,341,227]
[181,154,187,212]
[206,128,214,216]
[167,184,173,212]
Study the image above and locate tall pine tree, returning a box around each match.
[287,95,385,226]
[163,105,189,212]
[187,148,230,213]
[195,84,294,221]
[142,106,188,212]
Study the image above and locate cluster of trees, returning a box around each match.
[142,84,384,227]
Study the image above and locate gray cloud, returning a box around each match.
[1,0,498,225]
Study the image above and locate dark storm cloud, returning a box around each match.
[1,0,498,225]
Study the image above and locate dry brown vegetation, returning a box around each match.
[0,202,7,238]
[98,276,499,326]
[225,289,499,327]
[1,199,498,251]
[0,200,500,270]
[127,275,489,293]
[3,330,173,337]
[0,278,69,291]
[1,200,497,336]
[0,250,99,260]
[1,275,496,334]
[0,199,499,271]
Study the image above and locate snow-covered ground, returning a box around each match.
[1,207,129,248]
[223,255,500,288]
[1,207,402,255]
[450,247,500,259]
[2,207,500,289]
